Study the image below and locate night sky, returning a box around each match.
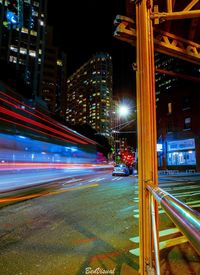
[47,0,136,98]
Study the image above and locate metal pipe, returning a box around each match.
[150,195,161,275]
[147,186,200,255]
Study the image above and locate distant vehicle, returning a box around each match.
[112,164,130,176]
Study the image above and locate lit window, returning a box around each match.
[39,20,44,26]
[21,27,28,33]
[57,60,62,66]
[29,50,36,57]
[20,47,27,54]
[9,56,17,63]
[30,30,37,36]
[10,45,18,52]
[168,103,172,114]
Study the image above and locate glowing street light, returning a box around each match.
[117,104,130,118]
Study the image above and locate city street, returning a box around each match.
[0,172,199,275]
[0,0,200,274]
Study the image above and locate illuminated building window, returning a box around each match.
[32,10,38,16]
[10,45,18,52]
[29,50,36,57]
[30,30,37,36]
[33,1,39,7]
[9,56,17,63]
[39,20,44,26]
[21,28,28,33]
[56,60,62,66]
[168,102,172,114]
[20,48,27,54]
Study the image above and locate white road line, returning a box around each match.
[88,178,105,182]
[62,178,83,184]
[120,206,135,212]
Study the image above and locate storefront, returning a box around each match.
[167,138,196,167]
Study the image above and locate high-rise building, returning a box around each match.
[41,26,67,115]
[0,0,47,98]
[65,53,113,137]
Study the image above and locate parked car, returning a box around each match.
[112,164,130,176]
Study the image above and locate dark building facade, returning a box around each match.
[156,56,200,171]
[41,26,67,115]
[0,0,47,98]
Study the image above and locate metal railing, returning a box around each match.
[146,185,200,274]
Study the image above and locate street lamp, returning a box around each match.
[112,102,135,163]
[117,104,130,118]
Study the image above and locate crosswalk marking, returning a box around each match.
[130,227,180,243]
[130,178,199,256]
[130,236,188,256]
[112,177,122,181]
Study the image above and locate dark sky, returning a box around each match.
[47,0,136,98]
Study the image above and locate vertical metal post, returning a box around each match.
[135,0,159,274]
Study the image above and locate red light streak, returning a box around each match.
[0,106,88,144]
[0,91,96,145]
[0,162,100,171]
[0,117,76,145]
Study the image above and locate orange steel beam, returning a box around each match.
[153,0,200,22]
[167,0,173,13]
[154,29,200,65]
[114,15,200,65]
[183,0,199,11]
[155,68,200,83]
[136,0,159,273]
[152,9,200,21]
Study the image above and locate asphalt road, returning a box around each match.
[0,172,200,275]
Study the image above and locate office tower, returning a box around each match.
[0,0,47,98]
[65,52,113,137]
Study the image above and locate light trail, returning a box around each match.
[0,91,96,145]
[0,183,99,204]
[0,106,88,144]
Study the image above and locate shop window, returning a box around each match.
[167,151,196,166]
